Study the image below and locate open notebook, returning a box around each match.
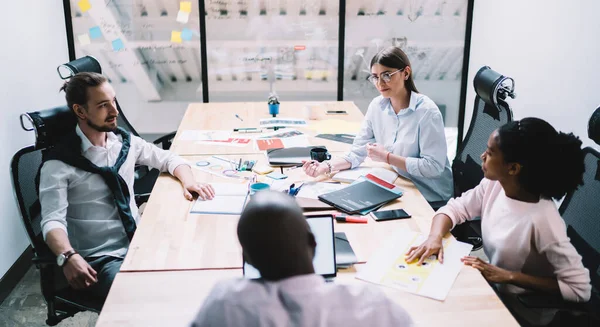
[190,182,248,215]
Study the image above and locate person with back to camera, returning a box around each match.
[190,191,413,327]
[303,46,453,208]
[405,117,591,325]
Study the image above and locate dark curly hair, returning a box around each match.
[496,117,585,200]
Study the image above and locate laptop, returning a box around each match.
[243,214,337,279]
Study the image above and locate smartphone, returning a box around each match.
[326,110,347,115]
[266,172,288,180]
[371,209,411,221]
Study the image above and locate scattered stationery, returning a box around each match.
[335,215,368,223]
[318,175,403,215]
[356,228,473,301]
[255,135,309,151]
[234,128,263,133]
[259,118,307,128]
[251,163,274,175]
[315,133,356,144]
[190,183,249,215]
[193,157,253,180]
[258,129,304,139]
[197,137,252,147]
[332,167,398,184]
[178,130,230,141]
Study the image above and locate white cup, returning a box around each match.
[303,105,319,120]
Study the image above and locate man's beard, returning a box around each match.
[87,118,117,132]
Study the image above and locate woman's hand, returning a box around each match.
[461,256,513,283]
[302,160,330,177]
[184,183,215,201]
[405,235,444,265]
[366,143,389,163]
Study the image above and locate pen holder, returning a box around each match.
[268,103,280,117]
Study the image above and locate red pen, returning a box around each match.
[335,215,368,224]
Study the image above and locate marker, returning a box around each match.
[233,128,262,133]
[335,216,368,224]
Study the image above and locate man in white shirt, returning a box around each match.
[39,72,215,301]
[190,191,413,327]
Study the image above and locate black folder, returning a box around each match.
[318,179,402,214]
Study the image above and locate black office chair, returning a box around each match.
[12,106,102,326]
[451,66,515,249]
[589,106,600,145]
[56,55,176,205]
[513,147,600,327]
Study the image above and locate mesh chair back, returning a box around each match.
[10,146,52,256]
[115,100,140,137]
[453,67,514,196]
[559,147,600,304]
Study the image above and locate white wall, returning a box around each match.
[465,0,600,150]
[0,1,69,280]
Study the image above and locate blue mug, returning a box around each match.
[249,182,270,195]
[268,104,280,116]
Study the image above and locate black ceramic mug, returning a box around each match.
[310,147,331,162]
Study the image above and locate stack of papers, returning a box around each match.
[190,183,248,215]
[332,167,398,184]
[356,228,473,301]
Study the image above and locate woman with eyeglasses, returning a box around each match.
[303,46,453,206]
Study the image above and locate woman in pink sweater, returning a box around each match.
[405,117,591,325]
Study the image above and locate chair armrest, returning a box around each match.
[32,254,56,266]
[153,131,176,150]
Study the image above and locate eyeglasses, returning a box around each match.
[367,68,405,85]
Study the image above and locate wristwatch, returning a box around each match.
[56,249,78,267]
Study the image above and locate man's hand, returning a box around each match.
[366,143,389,163]
[63,254,98,290]
[461,256,513,283]
[184,183,215,201]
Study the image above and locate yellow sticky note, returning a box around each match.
[180,1,192,13]
[171,31,182,43]
[78,0,91,12]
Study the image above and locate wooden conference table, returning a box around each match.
[96,102,517,326]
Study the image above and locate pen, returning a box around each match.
[238,158,242,170]
[234,128,263,133]
[235,114,244,122]
[212,155,238,165]
[335,216,368,224]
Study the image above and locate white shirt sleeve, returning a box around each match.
[39,160,71,240]
[132,136,190,175]
[437,178,490,228]
[342,103,376,168]
[405,109,448,178]
[533,211,592,302]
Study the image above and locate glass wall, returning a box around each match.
[66,0,470,134]
[69,0,204,134]
[344,0,469,128]
[204,0,339,102]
